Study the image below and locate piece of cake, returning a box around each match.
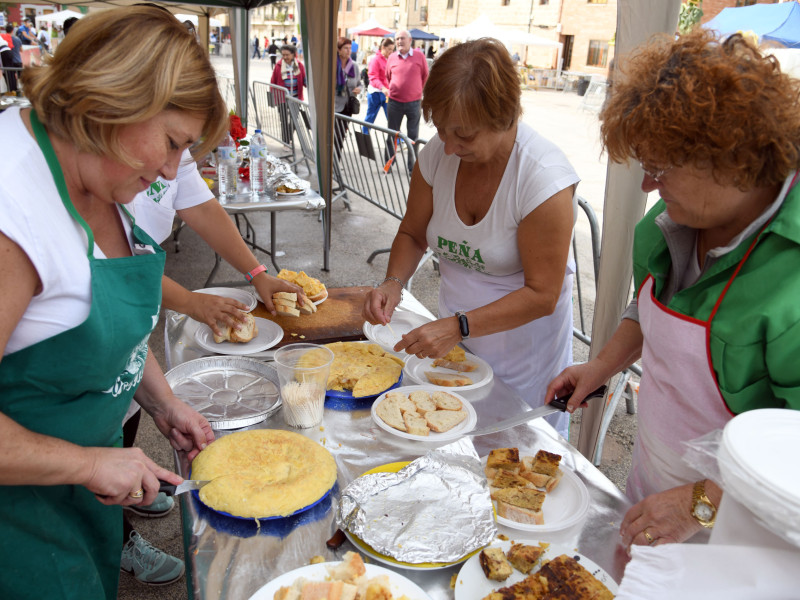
[486,447,520,478]
[506,543,547,574]
[479,547,514,582]
[493,487,546,525]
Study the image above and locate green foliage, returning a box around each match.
[679,0,704,35]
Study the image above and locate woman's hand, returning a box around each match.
[544,359,614,413]
[83,446,182,508]
[150,397,215,461]
[620,484,705,551]
[394,317,461,360]
[186,292,249,336]
[352,86,362,95]
[363,281,403,325]
[252,275,306,315]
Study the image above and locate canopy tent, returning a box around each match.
[441,15,559,48]
[407,28,440,41]
[704,1,800,48]
[174,13,223,28]
[35,9,84,28]
[357,27,395,38]
[37,0,681,464]
[347,18,392,37]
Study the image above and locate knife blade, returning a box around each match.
[466,385,607,438]
[159,479,211,496]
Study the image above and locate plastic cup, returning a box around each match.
[273,343,334,428]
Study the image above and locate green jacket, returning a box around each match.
[632,179,800,414]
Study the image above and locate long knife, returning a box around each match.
[466,385,607,438]
[159,479,211,496]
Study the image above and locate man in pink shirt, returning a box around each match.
[363,38,394,134]
[385,30,429,172]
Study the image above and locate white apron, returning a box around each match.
[438,263,574,438]
[627,224,768,504]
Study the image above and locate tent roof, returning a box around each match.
[357,26,394,37]
[407,28,439,41]
[704,2,800,49]
[439,14,560,48]
[348,18,392,36]
[174,13,223,28]
[35,9,84,27]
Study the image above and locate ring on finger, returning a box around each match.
[129,488,144,500]
[643,528,655,545]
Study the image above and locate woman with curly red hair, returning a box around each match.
[546,29,800,549]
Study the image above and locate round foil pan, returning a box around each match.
[165,356,281,430]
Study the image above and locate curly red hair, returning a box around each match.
[600,29,800,189]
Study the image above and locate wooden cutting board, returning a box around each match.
[252,286,371,348]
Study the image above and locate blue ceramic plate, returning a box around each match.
[325,371,403,402]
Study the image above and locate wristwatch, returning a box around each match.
[690,479,717,528]
[455,311,470,340]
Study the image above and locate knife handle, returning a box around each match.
[550,385,607,411]
[158,479,177,496]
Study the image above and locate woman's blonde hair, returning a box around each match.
[421,38,521,132]
[22,6,227,164]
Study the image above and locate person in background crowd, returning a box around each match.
[426,45,436,60]
[362,38,395,134]
[291,33,298,45]
[350,37,359,62]
[546,29,800,549]
[62,16,79,36]
[270,44,307,144]
[334,37,362,154]
[385,29,429,173]
[0,7,227,597]
[267,39,280,68]
[364,38,579,439]
[252,35,261,59]
[16,19,37,45]
[0,35,14,91]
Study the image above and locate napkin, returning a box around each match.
[617,544,800,600]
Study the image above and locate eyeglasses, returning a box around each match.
[639,161,671,182]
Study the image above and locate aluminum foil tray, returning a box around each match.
[165,356,281,430]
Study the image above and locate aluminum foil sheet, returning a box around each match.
[165,356,281,429]
[338,438,497,564]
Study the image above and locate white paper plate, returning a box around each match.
[404,352,494,392]
[193,287,257,312]
[194,317,284,355]
[363,311,433,354]
[275,189,307,197]
[248,561,433,600]
[371,385,477,442]
[344,528,477,571]
[454,539,618,599]
[482,455,590,533]
[255,288,327,306]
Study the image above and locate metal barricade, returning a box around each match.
[216,75,237,112]
[579,77,609,113]
[251,81,297,164]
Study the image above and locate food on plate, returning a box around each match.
[273,552,410,600]
[520,450,564,493]
[479,547,513,581]
[272,292,316,318]
[191,429,336,518]
[506,542,547,574]
[277,269,327,302]
[486,448,521,478]
[490,469,533,492]
[324,342,404,398]
[492,487,546,525]
[276,184,304,194]
[212,311,258,343]
[424,371,474,387]
[432,346,479,372]
[375,389,468,435]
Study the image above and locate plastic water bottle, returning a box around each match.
[250,129,268,196]
[217,132,238,199]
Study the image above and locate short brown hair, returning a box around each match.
[380,38,395,50]
[601,29,800,189]
[421,38,521,132]
[22,6,227,164]
[337,37,351,50]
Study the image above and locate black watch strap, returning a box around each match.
[455,311,470,340]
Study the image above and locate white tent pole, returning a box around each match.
[230,7,251,126]
[576,0,681,460]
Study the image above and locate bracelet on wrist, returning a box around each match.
[380,276,406,290]
[244,264,268,283]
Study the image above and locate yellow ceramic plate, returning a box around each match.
[343,461,483,570]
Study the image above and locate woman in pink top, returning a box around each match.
[363,38,395,133]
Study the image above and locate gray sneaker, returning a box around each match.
[124,492,174,518]
[120,531,185,586]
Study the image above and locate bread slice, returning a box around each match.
[325,551,366,584]
[490,468,533,491]
[276,305,301,318]
[273,586,300,600]
[408,391,437,414]
[520,451,564,492]
[218,312,257,343]
[506,543,547,574]
[384,393,417,415]
[494,487,546,525]
[403,410,430,436]
[273,292,298,302]
[273,298,298,309]
[426,409,467,433]
[298,581,343,600]
[479,547,513,581]
[375,398,406,431]
[425,371,473,387]
[431,358,479,372]
[297,298,317,315]
[308,290,327,303]
[431,391,463,411]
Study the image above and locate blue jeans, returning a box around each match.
[386,98,421,173]
[363,91,388,134]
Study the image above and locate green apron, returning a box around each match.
[0,111,166,600]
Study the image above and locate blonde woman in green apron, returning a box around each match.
[546,30,800,551]
[0,7,228,599]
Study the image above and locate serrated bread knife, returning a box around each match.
[465,385,607,438]
[159,479,211,496]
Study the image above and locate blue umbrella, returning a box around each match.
[385,27,439,41]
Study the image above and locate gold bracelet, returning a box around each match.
[380,276,406,289]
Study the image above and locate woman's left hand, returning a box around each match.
[151,399,215,461]
[251,275,306,315]
[393,317,461,360]
[619,484,703,551]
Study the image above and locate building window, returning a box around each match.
[735,0,757,5]
[501,0,510,5]
[346,0,352,10]
[587,0,608,4]
[447,0,454,9]
[414,0,419,10]
[586,39,609,67]
[540,0,549,4]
